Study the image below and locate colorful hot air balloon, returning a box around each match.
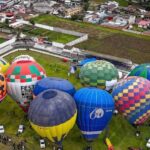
[74,87,114,142]
[12,55,35,63]
[33,77,76,96]
[128,63,150,81]
[6,60,46,112]
[0,73,6,102]
[112,76,150,125]
[28,89,77,149]
[79,60,119,90]
[0,58,10,73]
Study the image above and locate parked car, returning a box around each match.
[18,125,24,133]
[0,125,4,133]
[40,139,46,149]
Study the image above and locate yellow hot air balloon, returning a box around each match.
[0,58,10,73]
[28,89,77,149]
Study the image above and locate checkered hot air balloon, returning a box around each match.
[12,55,35,63]
[6,60,46,112]
[128,63,150,81]
[112,76,150,125]
[79,60,119,90]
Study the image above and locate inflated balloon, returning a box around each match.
[74,87,114,141]
[6,60,46,112]
[0,58,10,73]
[79,60,119,90]
[33,77,76,96]
[128,63,150,81]
[12,55,35,63]
[28,89,77,149]
[0,73,6,102]
[112,76,150,125]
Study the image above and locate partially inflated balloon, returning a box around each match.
[28,89,77,147]
[74,87,114,141]
[0,58,10,73]
[79,60,119,90]
[12,55,35,63]
[128,63,150,81]
[33,77,76,96]
[112,76,150,125]
[0,73,6,102]
[6,60,46,112]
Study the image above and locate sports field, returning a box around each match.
[0,50,149,150]
[31,15,150,64]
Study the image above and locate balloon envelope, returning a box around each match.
[128,63,150,81]
[6,60,46,112]
[33,77,76,96]
[112,76,150,125]
[12,55,35,63]
[74,87,114,141]
[0,73,6,102]
[28,89,77,144]
[79,60,119,90]
[0,58,10,73]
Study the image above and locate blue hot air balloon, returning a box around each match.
[33,77,76,96]
[74,87,114,142]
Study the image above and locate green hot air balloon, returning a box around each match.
[79,60,119,90]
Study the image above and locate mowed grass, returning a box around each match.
[31,15,150,64]
[23,26,77,44]
[0,50,150,150]
[0,38,5,43]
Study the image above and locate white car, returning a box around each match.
[0,125,4,133]
[40,139,46,149]
[146,139,150,148]
[18,125,24,133]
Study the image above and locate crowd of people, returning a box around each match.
[0,134,25,150]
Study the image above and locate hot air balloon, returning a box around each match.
[74,87,114,149]
[128,63,150,81]
[33,77,76,97]
[79,58,96,66]
[12,55,35,63]
[6,60,46,112]
[28,89,77,150]
[79,60,119,91]
[112,76,150,125]
[0,73,6,102]
[0,58,10,73]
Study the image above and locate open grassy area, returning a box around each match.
[0,50,150,150]
[31,15,150,64]
[0,38,5,43]
[22,25,77,44]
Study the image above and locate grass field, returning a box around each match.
[0,50,150,150]
[0,38,5,43]
[23,26,77,44]
[31,15,150,64]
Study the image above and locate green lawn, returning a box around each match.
[31,15,150,64]
[0,50,150,150]
[0,38,5,43]
[23,26,77,44]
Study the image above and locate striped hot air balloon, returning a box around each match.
[28,89,77,149]
[74,87,114,142]
[128,63,150,81]
[6,60,46,112]
[112,76,150,125]
[33,77,76,97]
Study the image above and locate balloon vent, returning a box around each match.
[43,91,57,99]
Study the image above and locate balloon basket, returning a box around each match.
[52,144,63,150]
[85,146,92,150]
